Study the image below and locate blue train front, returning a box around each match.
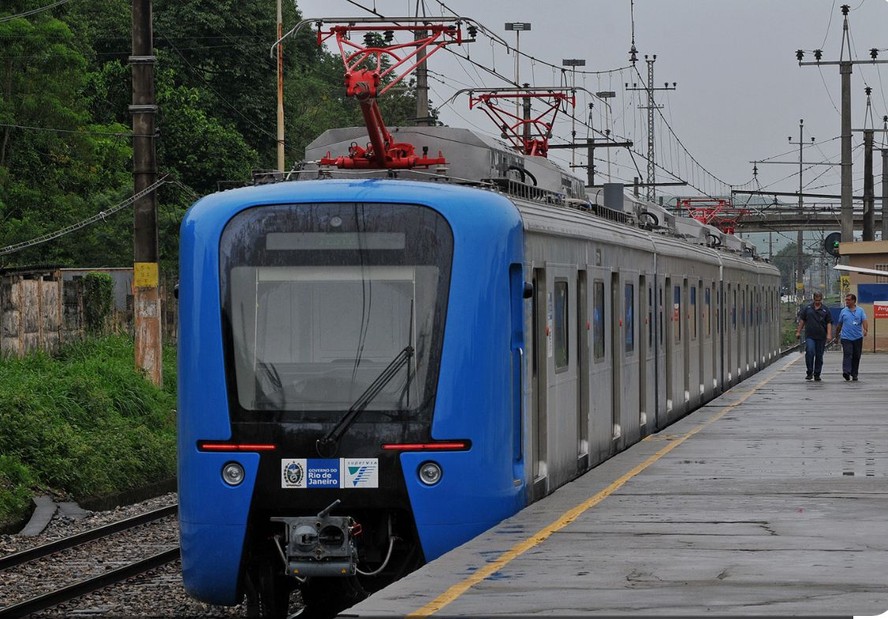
[178,179,527,616]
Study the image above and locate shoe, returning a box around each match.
[814,375,821,382]
[852,376,858,381]
[805,372,813,380]
[843,373,850,381]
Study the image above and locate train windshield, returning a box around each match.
[220,202,452,416]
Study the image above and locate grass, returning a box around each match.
[0,335,177,528]
[781,301,802,348]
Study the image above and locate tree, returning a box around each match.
[0,4,132,268]
[0,0,421,272]
[772,242,814,295]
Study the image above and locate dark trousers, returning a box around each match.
[804,337,826,375]
[841,338,863,377]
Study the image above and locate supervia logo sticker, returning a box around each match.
[343,459,379,488]
[280,458,379,489]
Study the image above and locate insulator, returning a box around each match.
[796,50,804,61]
[814,49,823,61]
[467,24,477,38]
[384,30,394,43]
[870,48,879,60]
[364,33,374,47]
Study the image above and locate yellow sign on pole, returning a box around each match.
[840,275,850,296]
[133,262,159,288]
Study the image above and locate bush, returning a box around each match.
[83,272,115,335]
[0,335,177,527]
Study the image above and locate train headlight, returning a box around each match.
[418,461,442,486]
[222,461,245,486]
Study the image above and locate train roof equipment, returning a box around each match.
[305,17,473,170]
[460,87,577,158]
[678,197,749,235]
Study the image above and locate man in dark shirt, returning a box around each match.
[796,291,833,381]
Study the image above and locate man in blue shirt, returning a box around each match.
[795,291,832,381]
[834,293,869,381]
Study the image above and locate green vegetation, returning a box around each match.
[0,1,420,272]
[781,301,801,348]
[0,335,177,527]
[83,272,115,334]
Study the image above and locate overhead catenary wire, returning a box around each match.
[0,176,169,257]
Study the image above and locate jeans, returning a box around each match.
[804,337,826,376]
[841,337,863,377]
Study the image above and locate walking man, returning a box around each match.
[796,291,833,381]
[835,292,868,381]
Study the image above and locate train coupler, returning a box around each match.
[271,500,358,578]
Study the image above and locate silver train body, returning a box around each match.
[298,126,782,502]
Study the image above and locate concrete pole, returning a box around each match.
[797,120,804,301]
[882,147,888,240]
[276,0,284,171]
[414,2,430,126]
[863,128,874,241]
[840,60,853,258]
[131,0,161,386]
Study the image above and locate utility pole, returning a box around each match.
[562,59,585,168]
[504,22,531,118]
[796,4,888,260]
[882,115,888,240]
[595,90,616,181]
[414,1,431,126]
[276,0,284,171]
[789,120,815,300]
[862,87,875,241]
[626,54,676,203]
[130,0,161,386]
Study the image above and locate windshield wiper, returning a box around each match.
[316,345,414,457]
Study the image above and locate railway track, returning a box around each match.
[0,505,179,618]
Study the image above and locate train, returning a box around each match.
[177,124,782,618]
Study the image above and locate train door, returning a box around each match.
[754,286,761,368]
[682,279,690,411]
[610,272,622,450]
[656,279,665,430]
[589,274,610,466]
[577,270,590,473]
[664,276,674,414]
[638,275,648,434]
[531,267,547,499]
[708,283,717,395]
[689,280,700,408]
[550,269,578,489]
[740,286,747,377]
[622,275,640,442]
[732,285,739,382]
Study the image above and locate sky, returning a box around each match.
[290,0,888,213]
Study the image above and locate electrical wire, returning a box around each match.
[0,0,74,23]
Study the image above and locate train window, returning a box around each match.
[732,289,737,330]
[648,285,654,348]
[624,283,634,353]
[220,202,452,416]
[659,285,664,346]
[554,279,569,370]
[673,285,681,342]
[690,285,697,340]
[593,280,605,361]
[705,286,712,337]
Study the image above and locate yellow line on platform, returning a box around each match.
[407,363,785,617]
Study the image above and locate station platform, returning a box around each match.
[342,350,888,617]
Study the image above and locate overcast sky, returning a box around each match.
[291,0,888,209]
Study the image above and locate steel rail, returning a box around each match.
[0,547,180,618]
[0,504,177,570]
